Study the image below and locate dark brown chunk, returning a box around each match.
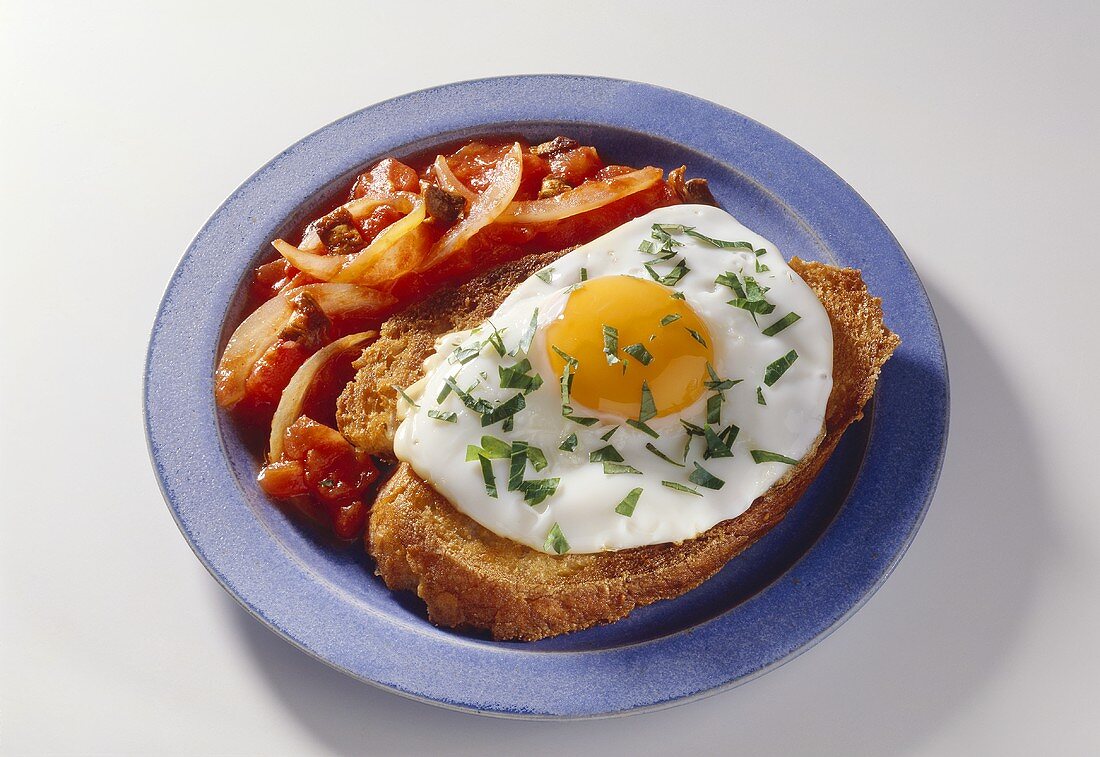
[532,136,580,158]
[425,185,466,225]
[537,177,571,199]
[668,165,719,207]
[313,207,366,256]
[279,291,331,348]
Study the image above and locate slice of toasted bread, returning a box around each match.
[338,255,899,641]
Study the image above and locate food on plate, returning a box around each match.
[215,135,898,640]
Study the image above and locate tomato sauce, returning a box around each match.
[230,136,692,541]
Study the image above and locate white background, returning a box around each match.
[3,1,1099,754]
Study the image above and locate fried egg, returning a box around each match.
[393,204,832,554]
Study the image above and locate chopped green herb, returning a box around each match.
[670,291,686,300]
[704,362,742,392]
[615,488,643,517]
[644,259,689,286]
[552,345,578,367]
[751,449,799,465]
[646,442,685,467]
[478,454,497,497]
[602,462,643,475]
[446,378,492,414]
[544,523,569,554]
[565,412,599,426]
[393,386,419,408]
[755,258,770,273]
[638,239,654,254]
[602,325,620,365]
[684,327,708,348]
[638,381,657,422]
[427,410,457,423]
[763,350,799,387]
[508,441,530,491]
[680,419,705,436]
[650,224,684,247]
[728,298,776,317]
[662,480,702,496]
[527,445,548,472]
[719,423,740,448]
[659,313,682,327]
[480,393,526,427]
[450,343,483,364]
[513,308,539,355]
[626,418,659,438]
[715,271,748,299]
[600,426,619,441]
[436,381,453,403]
[520,478,560,506]
[743,276,769,300]
[486,321,506,356]
[479,436,511,458]
[706,393,723,424]
[688,462,725,490]
[535,267,555,284]
[757,386,767,405]
[590,445,624,463]
[684,228,757,251]
[762,312,801,337]
[498,359,544,393]
[501,416,514,432]
[623,343,653,365]
[702,425,733,458]
[579,267,588,282]
[559,433,578,452]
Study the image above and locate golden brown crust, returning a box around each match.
[344,255,899,641]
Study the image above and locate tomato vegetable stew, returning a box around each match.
[215,136,716,541]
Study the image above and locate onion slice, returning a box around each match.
[431,155,476,202]
[420,142,523,269]
[495,166,662,225]
[273,198,426,282]
[214,283,394,407]
[268,331,376,461]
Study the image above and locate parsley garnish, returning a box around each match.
[480,393,526,427]
[514,308,539,354]
[638,381,657,422]
[706,393,723,424]
[486,321,506,356]
[579,267,588,281]
[623,343,653,365]
[590,445,624,463]
[661,480,702,496]
[659,313,682,327]
[763,350,799,387]
[670,291,686,300]
[762,312,801,336]
[498,358,544,393]
[602,462,643,474]
[704,363,742,391]
[603,325,620,365]
[393,386,419,408]
[477,454,497,497]
[535,267,555,284]
[615,488,643,517]
[626,418,659,438]
[638,240,654,254]
[427,410,457,423]
[757,386,767,405]
[544,523,570,554]
[644,259,689,286]
[688,462,725,490]
[559,433,578,452]
[520,478,560,506]
[600,426,619,441]
[751,449,799,465]
[646,442,685,467]
[684,327,708,348]
[702,425,735,458]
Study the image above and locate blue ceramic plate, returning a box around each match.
[145,76,948,718]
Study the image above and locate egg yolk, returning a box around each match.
[546,275,715,419]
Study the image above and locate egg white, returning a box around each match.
[393,205,832,553]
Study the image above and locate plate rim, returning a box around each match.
[144,74,949,719]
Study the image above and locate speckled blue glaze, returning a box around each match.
[144,76,948,718]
